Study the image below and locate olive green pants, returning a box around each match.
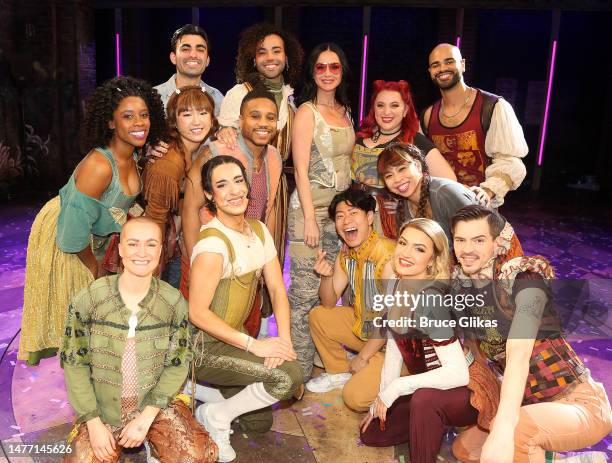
[194,341,303,432]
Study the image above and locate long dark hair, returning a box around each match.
[298,42,351,109]
[378,143,430,220]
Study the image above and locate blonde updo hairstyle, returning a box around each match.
[397,218,450,280]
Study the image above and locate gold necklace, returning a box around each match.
[441,87,472,119]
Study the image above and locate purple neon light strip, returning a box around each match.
[115,33,121,76]
[359,34,369,124]
[537,39,557,166]
[456,35,461,49]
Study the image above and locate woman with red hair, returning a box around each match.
[352,80,455,237]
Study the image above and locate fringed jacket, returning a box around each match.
[60,275,192,426]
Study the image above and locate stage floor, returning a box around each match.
[1,193,610,462]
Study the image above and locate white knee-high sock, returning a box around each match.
[207,382,277,428]
[183,380,225,403]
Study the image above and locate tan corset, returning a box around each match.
[192,220,266,356]
[303,101,355,192]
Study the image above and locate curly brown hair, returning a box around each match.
[81,76,166,153]
[235,23,303,87]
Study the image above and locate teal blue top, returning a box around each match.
[56,147,140,253]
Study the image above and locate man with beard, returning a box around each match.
[450,205,611,463]
[216,23,304,268]
[421,44,528,208]
[306,189,397,412]
[155,24,223,113]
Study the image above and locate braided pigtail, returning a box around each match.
[416,168,431,218]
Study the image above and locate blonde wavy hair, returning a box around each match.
[397,218,450,280]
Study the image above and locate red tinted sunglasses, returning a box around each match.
[314,62,342,75]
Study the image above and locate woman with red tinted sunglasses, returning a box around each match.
[352,80,456,239]
[287,43,355,379]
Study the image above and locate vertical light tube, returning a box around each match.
[455,8,464,50]
[115,33,121,76]
[359,33,369,124]
[537,39,557,166]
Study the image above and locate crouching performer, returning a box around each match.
[60,216,217,463]
[451,205,612,463]
[359,218,498,463]
[307,190,396,411]
[189,155,302,463]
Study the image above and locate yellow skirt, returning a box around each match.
[18,196,94,364]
